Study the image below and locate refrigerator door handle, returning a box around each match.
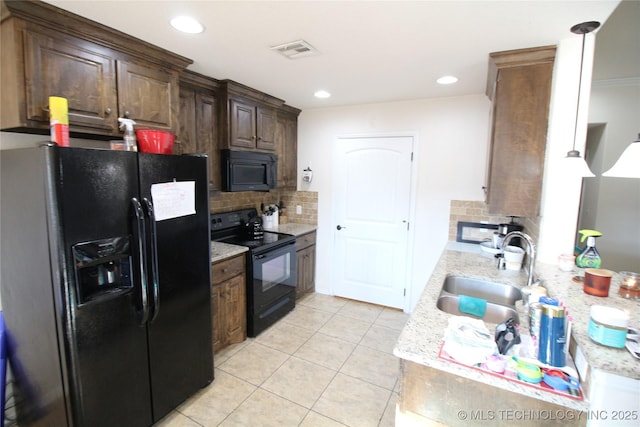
[143,197,160,322]
[131,197,150,324]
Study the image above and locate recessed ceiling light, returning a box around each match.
[314,90,331,99]
[437,75,458,85]
[170,16,204,34]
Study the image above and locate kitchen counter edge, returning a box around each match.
[394,242,640,410]
[264,223,317,236]
[211,241,248,264]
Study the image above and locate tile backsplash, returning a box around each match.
[448,200,540,243]
[210,190,318,225]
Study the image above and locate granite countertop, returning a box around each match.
[211,241,248,263]
[536,261,640,379]
[263,222,317,237]
[394,242,640,410]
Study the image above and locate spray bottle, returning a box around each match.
[575,229,602,268]
[118,118,137,151]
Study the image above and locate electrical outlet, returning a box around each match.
[296,205,302,215]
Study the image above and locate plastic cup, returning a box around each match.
[504,246,524,271]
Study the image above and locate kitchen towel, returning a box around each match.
[459,294,487,318]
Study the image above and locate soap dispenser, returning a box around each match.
[575,229,602,268]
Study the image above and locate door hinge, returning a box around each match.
[404,288,406,296]
[410,152,414,161]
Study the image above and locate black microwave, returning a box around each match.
[221,149,277,192]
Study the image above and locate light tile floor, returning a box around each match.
[154,293,409,427]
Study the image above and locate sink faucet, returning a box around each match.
[501,231,537,287]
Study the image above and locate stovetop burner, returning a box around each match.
[211,208,295,254]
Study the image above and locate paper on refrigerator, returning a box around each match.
[151,181,196,221]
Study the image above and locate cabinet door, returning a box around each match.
[256,106,276,150]
[296,244,316,298]
[196,93,220,190]
[23,29,118,132]
[178,87,197,154]
[211,283,225,354]
[117,60,177,131]
[224,274,247,345]
[275,113,298,189]
[302,244,316,294]
[229,98,256,149]
[179,86,220,190]
[487,63,552,217]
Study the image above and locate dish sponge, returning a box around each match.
[458,294,487,318]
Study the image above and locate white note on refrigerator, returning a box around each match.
[150,181,196,221]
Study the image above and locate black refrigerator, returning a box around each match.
[0,145,213,426]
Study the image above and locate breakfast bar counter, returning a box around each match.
[393,242,639,425]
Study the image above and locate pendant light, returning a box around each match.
[565,21,600,178]
[602,133,640,178]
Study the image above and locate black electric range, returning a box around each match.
[211,209,297,336]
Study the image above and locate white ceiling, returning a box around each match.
[43,0,635,110]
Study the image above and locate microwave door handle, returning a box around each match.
[143,197,160,322]
[131,198,150,325]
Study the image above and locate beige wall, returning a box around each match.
[298,34,599,311]
[298,94,493,310]
[582,78,640,271]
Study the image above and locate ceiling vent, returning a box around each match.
[270,40,319,59]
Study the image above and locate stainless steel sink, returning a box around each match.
[441,276,522,306]
[436,275,522,324]
[436,294,520,324]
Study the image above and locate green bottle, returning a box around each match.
[576,229,602,268]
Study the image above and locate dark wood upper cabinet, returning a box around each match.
[3,1,301,191]
[229,98,257,149]
[116,61,178,131]
[220,80,289,153]
[218,80,300,189]
[227,97,277,151]
[276,107,299,190]
[22,29,118,133]
[485,46,556,217]
[178,70,221,190]
[1,0,191,136]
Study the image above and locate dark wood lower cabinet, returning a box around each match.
[211,254,246,353]
[295,231,316,299]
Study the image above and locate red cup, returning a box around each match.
[584,268,614,297]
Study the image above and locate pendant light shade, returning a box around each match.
[602,134,640,178]
[565,21,600,178]
[566,150,596,177]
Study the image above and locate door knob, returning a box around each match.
[336,225,346,230]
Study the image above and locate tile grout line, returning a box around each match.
[174,296,404,427]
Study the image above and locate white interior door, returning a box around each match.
[333,135,413,308]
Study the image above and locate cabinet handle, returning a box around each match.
[42,105,50,113]
[105,108,112,115]
[124,111,131,118]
